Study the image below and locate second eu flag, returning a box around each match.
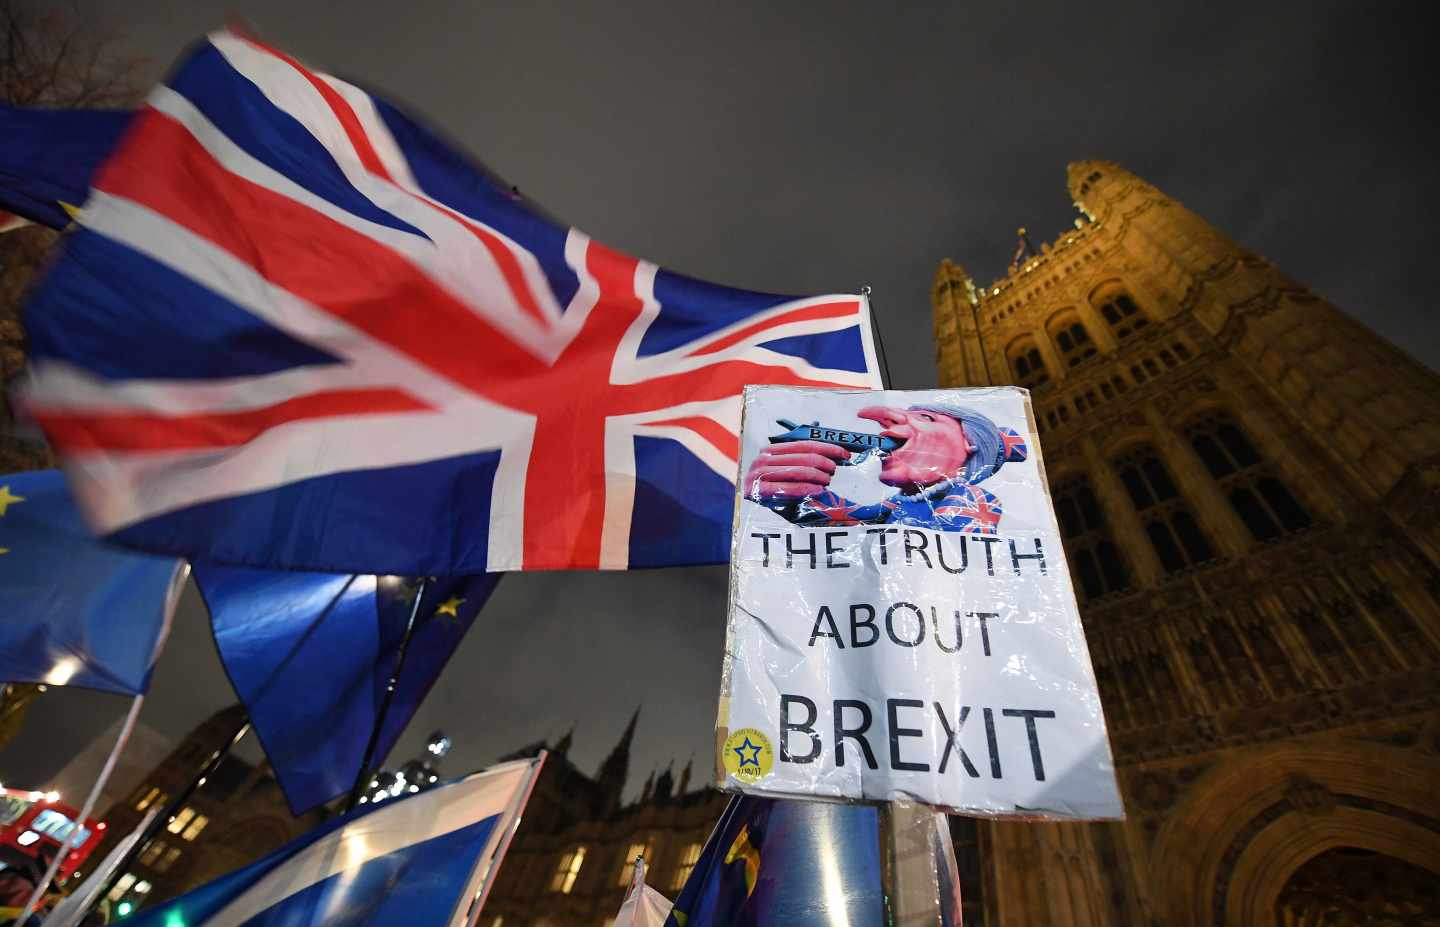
[196,566,499,814]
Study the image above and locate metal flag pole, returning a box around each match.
[861,285,896,389]
[18,694,148,923]
[93,711,252,906]
[345,577,430,811]
[461,749,548,927]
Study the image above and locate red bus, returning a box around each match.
[0,788,105,883]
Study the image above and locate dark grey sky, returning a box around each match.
[4,0,1436,800]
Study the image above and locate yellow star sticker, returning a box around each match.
[435,597,465,618]
[0,485,24,517]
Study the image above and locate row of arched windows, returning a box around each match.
[1183,415,1311,541]
[1007,287,1150,387]
[1053,412,1312,603]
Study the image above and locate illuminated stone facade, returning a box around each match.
[932,161,1440,925]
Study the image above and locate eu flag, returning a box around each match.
[666,796,884,926]
[0,107,129,228]
[195,566,500,814]
[0,469,182,695]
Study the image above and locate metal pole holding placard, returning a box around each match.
[855,311,952,925]
[878,801,952,926]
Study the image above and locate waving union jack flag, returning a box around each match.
[20,31,880,573]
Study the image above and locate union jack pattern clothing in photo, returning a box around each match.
[20,31,881,574]
[764,482,1004,534]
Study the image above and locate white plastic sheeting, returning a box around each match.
[717,386,1123,819]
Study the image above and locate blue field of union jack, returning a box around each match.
[21,30,881,574]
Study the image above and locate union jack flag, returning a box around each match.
[999,427,1028,463]
[19,32,881,574]
[935,487,1003,534]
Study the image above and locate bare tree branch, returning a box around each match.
[0,0,148,470]
[0,0,145,107]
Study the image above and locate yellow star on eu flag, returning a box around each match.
[435,597,465,618]
[0,485,24,517]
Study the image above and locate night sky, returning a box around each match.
[3,1,1436,801]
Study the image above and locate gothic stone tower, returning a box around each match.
[933,161,1440,926]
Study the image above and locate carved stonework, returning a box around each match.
[1281,775,1337,817]
[934,160,1440,926]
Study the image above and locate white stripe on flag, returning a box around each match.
[206,760,535,927]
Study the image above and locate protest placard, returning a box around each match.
[716,386,1123,819]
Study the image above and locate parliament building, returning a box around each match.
[932,161,1440,924]
[467,161,1440,926]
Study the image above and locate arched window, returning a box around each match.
[1113,447,1216,573]
[1094,287,1150,341]
[1008,339,1050,390]
[1046,310,1098,368]
[1183,414,1311,541]
[1052,475,1132,603]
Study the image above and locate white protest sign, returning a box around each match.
[715,385,1123,819]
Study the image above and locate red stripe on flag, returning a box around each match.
[236,37,551,328]
[238,36,393,181]
[92,109,548,400]
[687,300,859,357]
[34,387,429,453]
[642,415,740,462]
[403,193,552,327]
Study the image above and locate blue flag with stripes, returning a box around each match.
[121,758,539,926]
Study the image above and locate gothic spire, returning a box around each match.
[654,760,675,801]
[553,722,576,757]
[678,754,693,796]
[640,769,655,803]
[594,706,640,811]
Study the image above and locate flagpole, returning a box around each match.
[460,749,548,927]
[862,285,895,389]
[345,577,429,811]
[90,710,252,912]
[18,694,147,922]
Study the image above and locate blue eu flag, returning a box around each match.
[666,796,884,926]
[0,106,129,228]
[196,566,500,814]
[0,469,182,694]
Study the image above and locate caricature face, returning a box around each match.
[857,406,970,494]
